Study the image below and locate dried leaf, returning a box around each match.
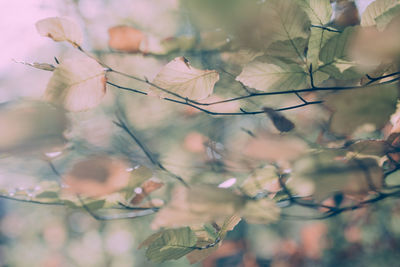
[263,107,295,132]
[150,57,219,100]
[144,227,197,263]
[108,26,145,53]
[45,56,106,111]
[36,17,83,47]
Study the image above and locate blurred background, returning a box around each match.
[3,1,400,267]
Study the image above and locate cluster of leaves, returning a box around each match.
[2,0,400,263]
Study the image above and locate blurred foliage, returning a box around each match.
[1,0,400,266]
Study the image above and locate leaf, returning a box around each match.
[36,191,59,199]
[14,60,55,71]
[241,199,280,224]
[386,170,400,186]
[295,0,332,25]
[307,27,338,68]
[324,83,398,136]
[236,59,308,91]
[361,0,399,27]
[318,27,362,79]
[375,4,400,30]
[262,0,311,43]
[45,56,106,111]
[108,26,145,53]
[263,107,295,132]
[150,57,219,100]
[144,227,197,263]
[151,185,245,229]
[292,151,383,201]
[36,17,83,47]
[265,38,308,64]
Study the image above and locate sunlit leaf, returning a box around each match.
[261,0,310,44]
[36,17,83,47]
[295,0,332,25]
[324,83,398,136]
[236,59,308,91]
[150,57,219,100]
[144,227,197,263]
[307,27,338,68]
[361,0,399,27]
[45,56,106,111]
[318,27,362,79]
[265,38,308,64]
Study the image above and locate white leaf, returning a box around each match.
[36,17,83,47]
[150,57,219,100]
[45,56,106,111]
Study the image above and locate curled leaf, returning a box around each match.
[45,56,106,111]
[150,57,219,100]
[36,17,83,47]
[263,107,295,132]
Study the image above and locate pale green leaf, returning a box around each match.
[145,227,197,263]
[318,27,362,79]
[263,0,311,41]
[45,56,106,111]
[36,17,83,47]
[295,0,332,25]
[361,0,399,27]
[261,0,310,61]
[150,57,219,100]
[307,27,338,67]
[236,60,308,91]
[386,170,400,186]
[265,38,308,64]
